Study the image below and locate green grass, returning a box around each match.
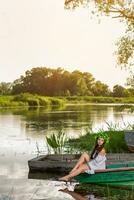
[65,96,134,104]
[68,130,129,153]
[1,94,134,108]
[0,93,65,107]
[1,94,134,107]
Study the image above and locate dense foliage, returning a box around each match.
[8,67,133,97]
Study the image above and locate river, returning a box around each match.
[0,104,134,199]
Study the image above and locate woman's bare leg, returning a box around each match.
[59,163,89,181]
[69,152,90,174]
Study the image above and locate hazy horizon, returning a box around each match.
[0,0,131,88]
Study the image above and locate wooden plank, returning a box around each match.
[127,145,134,153]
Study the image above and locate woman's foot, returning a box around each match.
[58,175,72,182]
[59,188,69,192]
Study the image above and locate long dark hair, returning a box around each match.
[90,137,106,159]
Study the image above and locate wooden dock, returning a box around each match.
[28,153,134,172]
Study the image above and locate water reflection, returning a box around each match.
[59,186,134,200]
[20,104,134,137]
[0,154,77,200]
[1,104,134,136]
[59,188,99,200]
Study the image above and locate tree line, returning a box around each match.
[0,67,134,97]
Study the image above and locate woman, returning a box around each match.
[58,133,109,182]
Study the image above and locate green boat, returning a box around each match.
[74,162,134,189]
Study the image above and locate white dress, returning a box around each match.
[85,153,106,174]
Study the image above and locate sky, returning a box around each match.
[0,0,131,88]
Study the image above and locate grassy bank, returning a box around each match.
[65,96,134,104]
[1,94,134,107]
[0,93,65,107]
[68,130,129,153]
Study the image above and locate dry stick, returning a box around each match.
[29,188,40,200]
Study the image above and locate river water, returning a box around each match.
[0,104,134,199]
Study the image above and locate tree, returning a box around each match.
[126,74,134,95]
[13,67,132,97]
[64,0,134,68]
[112,84,130,97]
[12,67,95,96]
[127,74,134,89]
[69,70,83,95]
[91,80,110,96]
[0,82,12,95]
[65,89,71,96]
[76,77,88,95]
[83,72,95,91]
[48,68,65,96]
[69,70,94,95]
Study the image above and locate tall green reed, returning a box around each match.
[46,129,68,154]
